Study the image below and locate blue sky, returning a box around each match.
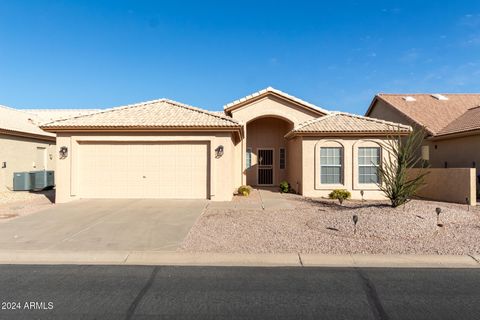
[1,1,480,114]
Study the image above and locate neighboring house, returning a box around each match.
[0,106,100,191]
[365,94,480,190]
[0,105,56,191]
[40,87,410,203]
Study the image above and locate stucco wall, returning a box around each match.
[229,96,320,126]
[245,117,292,186]
[301,136,394,200]
[408,168,476,205]
[0,134,55,191]
[229,95,320,186]
[368,100,415,127]
[286,137,303,193]
[55,131,236,203]
[427,135,480,170]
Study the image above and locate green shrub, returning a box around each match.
[279,180,290,193]
[238,185,252,196]
[328,189,351,204]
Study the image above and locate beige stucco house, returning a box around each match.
[41,88,410,203]
[366,94,480,194]
[0,105,56,191]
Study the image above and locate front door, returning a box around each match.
[257,148,274,186]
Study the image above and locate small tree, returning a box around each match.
[377,129,429,207]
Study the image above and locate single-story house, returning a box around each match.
[365,94,480,191]
[41,87,410,203]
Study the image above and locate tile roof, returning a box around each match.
[224,86,330,115]
[0,105,55,138]
[372,94,480,135]
[436,106,480,136]
[24,109,101,124]
[286,112,411,137]
[41,99,241,130]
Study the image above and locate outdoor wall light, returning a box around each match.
[59,146,68,159]
[215,145,224,158]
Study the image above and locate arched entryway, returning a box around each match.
[245,116,294,187]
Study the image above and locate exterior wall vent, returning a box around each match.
[403,96,416,102]
[431,94,448,101]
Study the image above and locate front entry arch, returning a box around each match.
[245,116,293,187]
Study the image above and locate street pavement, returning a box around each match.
[0,265,479,319]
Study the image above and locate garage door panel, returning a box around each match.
[78,142,208,199]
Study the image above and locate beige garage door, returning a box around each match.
[78,142,208,199]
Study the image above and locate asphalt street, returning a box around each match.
[0,265,479,319]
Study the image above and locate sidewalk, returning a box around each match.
[0,250,478,268]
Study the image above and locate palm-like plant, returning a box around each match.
[377,128,429,208]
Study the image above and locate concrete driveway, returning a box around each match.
[0,199,206,251]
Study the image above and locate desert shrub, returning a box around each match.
[238,185,252,196]
[377,129,429,207]
[279,180,290,193]
[328,189,351,204]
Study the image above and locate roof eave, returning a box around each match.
[40,125,244,139]
[364,94,380,117]
[285,130,411,139]
[0,128,56,142]
[429,128,480,141]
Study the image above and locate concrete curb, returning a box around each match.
[0,251,478,268]
[0,250,130,265]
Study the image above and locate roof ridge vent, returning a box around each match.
[403,96,416,102]
[431,94,448,101]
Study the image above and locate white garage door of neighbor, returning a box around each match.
[78,142,208,199]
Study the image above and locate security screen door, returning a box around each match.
[257,148,274,185]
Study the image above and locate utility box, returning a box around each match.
[13,172,32,191]
[30,170,55,191]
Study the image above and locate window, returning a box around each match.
[320,147,342,184]
[279,148,286,169]
[358,147,380,184]
[421,145,429,161]
[246,148,252,169]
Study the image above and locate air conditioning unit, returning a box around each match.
[30,170,55,191]
[13,172,33,191]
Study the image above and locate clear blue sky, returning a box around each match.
[1,1,479,114]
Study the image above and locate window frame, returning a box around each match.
[357,146,381,185]
[246,147,252,169]
[279,148,286,170]
[319,146,343,185]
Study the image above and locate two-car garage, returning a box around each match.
[41,98,241,203]
[77,142,209,199]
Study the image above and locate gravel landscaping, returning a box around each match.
[0,190,55,222]
[181,190,480,255]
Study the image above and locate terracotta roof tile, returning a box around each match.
[286,112,411,137]
[375,94,480,135]
[436,106,480,136]
[41,99,241,130]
